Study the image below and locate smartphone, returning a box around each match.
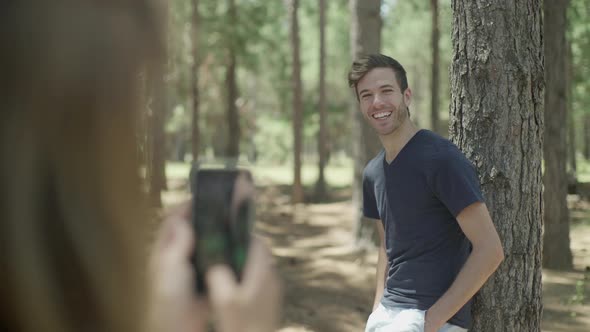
[190,166,255,293]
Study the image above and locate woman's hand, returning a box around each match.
[148,203,209,332]
[206,237,283,332]
[149,170,282,332]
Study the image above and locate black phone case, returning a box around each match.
[190,167,253,293]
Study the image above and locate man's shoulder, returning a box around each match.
[408,131,475,179]
[404,130,451,164]
[417,131,465,163]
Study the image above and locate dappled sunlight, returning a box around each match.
[543,270,588,286]
[541,198,590,332]
[160,173,590,331]
[251,185,375,331]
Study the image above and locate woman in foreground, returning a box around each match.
[0,1,281,331]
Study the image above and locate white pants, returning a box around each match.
[365,304,468,332]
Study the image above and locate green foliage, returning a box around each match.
[253,115,293,163]
[166,104,190,134]
[381,0,453,129]
[566,270,589,308]
[577,155,590,182]
[161,0,590,166]
[569,0,590,115]
[163,1,586,164]
[165,0,293,160]
[200,0,278,71]
[568,0,590,156]
[164,0,358,163]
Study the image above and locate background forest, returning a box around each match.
[145,0,590,192]
[140,1,590,331]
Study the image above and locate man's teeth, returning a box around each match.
[372,112,392,119]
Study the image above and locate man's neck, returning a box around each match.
[380,121,420,164]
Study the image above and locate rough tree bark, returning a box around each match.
[450,0,544,330]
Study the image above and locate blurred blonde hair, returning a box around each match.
[0,1,163,331]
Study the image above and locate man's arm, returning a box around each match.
[372,219,388,311]
[424,202,504,332]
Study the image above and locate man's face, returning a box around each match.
[356,67,412,136]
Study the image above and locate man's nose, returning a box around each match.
[372,94,385,108]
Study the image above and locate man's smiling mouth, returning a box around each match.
[372,111,392,119]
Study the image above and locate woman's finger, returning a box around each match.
[206,265,239,310]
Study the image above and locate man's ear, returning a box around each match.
[403,88,412,106]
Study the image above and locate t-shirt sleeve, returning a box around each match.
[362,170,380,220]
[429,150,484,217]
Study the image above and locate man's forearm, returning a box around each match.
[424,244,504,330]
[373,245,388,311]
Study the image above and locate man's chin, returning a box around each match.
[375,126,397,137]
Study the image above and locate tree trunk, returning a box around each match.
[315,0,328,201]
[350,0,382,247]
[450,0,543,330]
[567,110,576,180]
[567,112,577,195]
[289,0,304,204]
[147,68,168,208]
[585,113,590,160]
[191,0,200,163]
[543,0,573,270]
[225,0,240,160]
[566,38,577,179]
[430,0,441,134]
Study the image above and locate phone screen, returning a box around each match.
[190,167,254,293]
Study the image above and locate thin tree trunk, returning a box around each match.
[567,106,577,186]
[191,0,200,163]
[585,114,590,160]
[543,0,573,270]
[226,0,239,159]
[430,0,441,134]
[450,0,543,330]
[567,89,577,174]
[136,74,149,180]
[145,2,169,209]
[315,0,328,201]
[350,0,382,247]
[566,38,577,188]
[289,0,304,204]
[147,68,167,208]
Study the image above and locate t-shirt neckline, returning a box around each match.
[382,129,426,168]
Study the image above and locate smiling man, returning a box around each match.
[348,54,504,332]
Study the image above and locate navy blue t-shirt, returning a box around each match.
[362,129,484,329]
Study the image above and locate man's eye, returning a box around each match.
[383,89,394,93]
[361,94,372,99]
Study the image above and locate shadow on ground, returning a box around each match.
[255,184,374,332]
[161,177,590,332]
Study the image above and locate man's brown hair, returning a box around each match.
[348,54,409,100]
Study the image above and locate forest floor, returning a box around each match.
[163,179,590,332]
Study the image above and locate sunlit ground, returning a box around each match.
[166,160,354,187]
[162,158,590,331]
[542,198,590,332]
